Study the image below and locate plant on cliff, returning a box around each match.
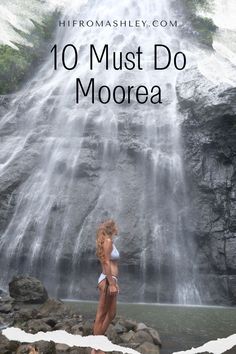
[0,13,59,95]
[182,0,217,47]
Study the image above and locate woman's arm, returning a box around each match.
[102,238,118,295]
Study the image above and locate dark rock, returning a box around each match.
[54,322,71,332]
[44,317,58,328]
[137,341,160,354]
[0,314,5,327]
[16,344,39,353]
[0,332,19,353]
[143,327,162,346]
[14,308,39,323]
[0,295,14,313]
[82,319,93,336]
[113,321,126,334]
[70,324,83,335]
[34,340,56,354]
[14,305,21,311]
[0,313,14,329]
[9,276,48,303]
[136,323,148,331]
[38,298,69,317]
[122,319,137,331]
[120,330,135,343]
[26,319,52,333]
[68,348,91,354]
[131,330,153,344]
[0,332,11,354]
[55,343,70,353]
[228,275,236,300]
[105,324,120,344]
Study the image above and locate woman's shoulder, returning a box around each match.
[103,237,113,248]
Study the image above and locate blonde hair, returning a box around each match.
[96,219,116,262]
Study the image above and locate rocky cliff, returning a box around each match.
[177,66,236,304]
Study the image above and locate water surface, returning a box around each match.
[65,300,236,354]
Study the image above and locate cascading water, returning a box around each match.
[0,0,202,303]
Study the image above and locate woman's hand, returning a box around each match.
[108,283,119,296]
[98,279,107,293]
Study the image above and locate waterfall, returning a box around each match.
[0,0,202,304]
[197,0,236,85]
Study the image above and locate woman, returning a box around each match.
[92,219,120,352]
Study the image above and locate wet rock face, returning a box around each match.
[177,66,236,305]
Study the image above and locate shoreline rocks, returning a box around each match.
[0,276,161,354]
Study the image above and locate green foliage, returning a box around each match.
[192,16,217,46]
[0,13,59,95]
[185,0,214,12]
[182,0,217,47]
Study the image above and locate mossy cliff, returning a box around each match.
[0,13,58,95]
[172,0,217,47]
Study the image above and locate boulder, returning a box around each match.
[82,319,93,336]
[122,318,137,331]
[136,322,148,331]
[54,321,72,332]
[131,330,153,344]
[0,295,14,313]
[26,319,52,333]
[16,344,39,354]
[43,317,58,328]
[0,332,19,353]
[38,298,68,317]
[143,327,162,346]
[105,324,120,344]
[9,276,48,303]
[55,343,70,353]
[0,332,12,353]
[70,324,83,335]
[120,330,135,343]
[0,315,5,327]
[34,340,56,354]
[68,348,91,354]
[14,308,39,323]
[137,341,160,354]
[113,321,127,334]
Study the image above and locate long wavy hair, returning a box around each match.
[96,219,116,262]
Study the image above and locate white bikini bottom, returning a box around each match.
[98,272,118,284]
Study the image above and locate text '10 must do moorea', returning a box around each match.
[50,44,187,105]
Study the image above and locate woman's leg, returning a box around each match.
[92,280,110,354]
[100,292,117,334]
[92,280,117,354]
[93,279,109,335]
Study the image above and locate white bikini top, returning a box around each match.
[110,243,120,261]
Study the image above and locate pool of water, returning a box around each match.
[64,300,236,354]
